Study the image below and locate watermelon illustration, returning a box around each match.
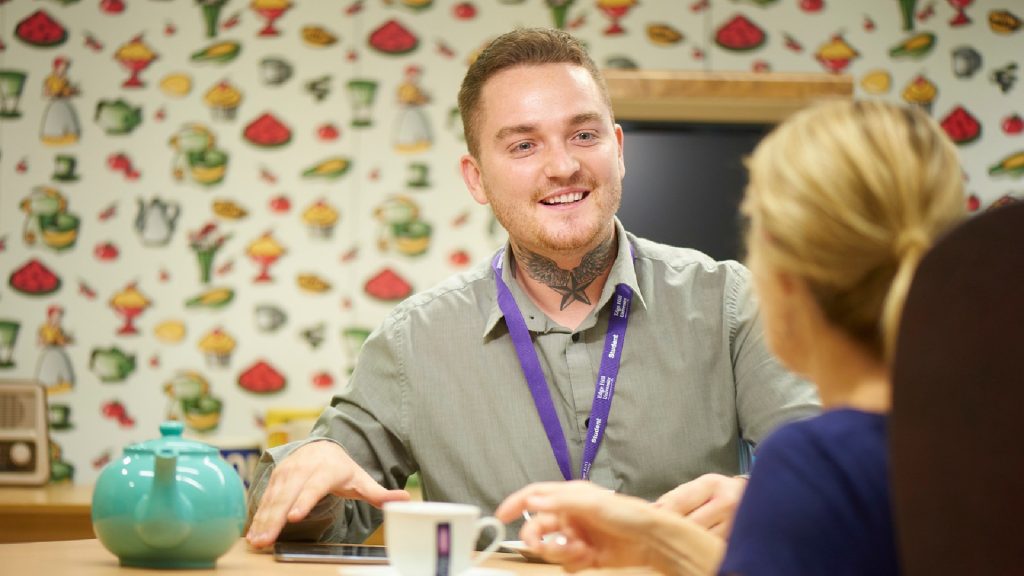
[365,268,412,301]
[714,14,767,52]
[940,105,981,145]
[15,10,68,48]
[238,360,286,394]
[368,19,419,55]
[243,112,291,147]
[8,258,62,296]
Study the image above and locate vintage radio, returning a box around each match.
[0,380,50,485]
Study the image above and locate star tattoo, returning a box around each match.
[513,236,616,310]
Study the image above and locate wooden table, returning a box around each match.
[0,538,659,575]
[0,484,94,542]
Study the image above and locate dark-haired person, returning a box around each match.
[245,28,818,549]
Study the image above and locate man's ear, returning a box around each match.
[460,154,488,205]
[614,122,625,179]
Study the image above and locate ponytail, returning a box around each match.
[881,229,931,363]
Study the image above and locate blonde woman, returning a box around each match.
[497,100,966,575]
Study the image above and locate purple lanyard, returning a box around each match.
[491,249,632,481]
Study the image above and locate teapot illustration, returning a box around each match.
[135,197,180,246]
[95,99,142,134]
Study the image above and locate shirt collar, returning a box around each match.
[482,217,647,338]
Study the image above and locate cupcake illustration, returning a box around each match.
[204,80,242,121]
[198,327,235,367]
[901,74,937,113]
[815,34,859,74]
[301,199,339,238]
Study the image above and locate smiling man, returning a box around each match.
[245,28,819,549]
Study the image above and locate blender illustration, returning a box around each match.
[0,320,20,368]
[346,79,377,128]
[0,70,27,119]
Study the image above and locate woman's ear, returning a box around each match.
[460,154,488,205]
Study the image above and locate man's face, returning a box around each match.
[460,63,625,258]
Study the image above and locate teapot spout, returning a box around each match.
[134,447,193,549]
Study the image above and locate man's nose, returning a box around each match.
[543,143,580,179]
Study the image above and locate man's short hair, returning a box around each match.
[457,27,611,158]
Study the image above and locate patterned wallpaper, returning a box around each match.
[0,0,1020,484]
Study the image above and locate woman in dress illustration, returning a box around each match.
[36,305,76,394]
[394,65,432,153]
[40,57,82,146]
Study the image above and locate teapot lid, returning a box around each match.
[125,421,218,456]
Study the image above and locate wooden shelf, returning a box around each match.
[0,484,94,543]
[604,69,854,124]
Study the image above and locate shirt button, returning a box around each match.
[571,333,580,342]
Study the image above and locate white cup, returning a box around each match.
[384,501,505,576]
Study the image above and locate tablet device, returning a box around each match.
[273,542,388,564]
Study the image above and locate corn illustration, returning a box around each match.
[302,157,351,178]
[989,151,1024,177]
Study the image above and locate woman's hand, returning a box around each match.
[496,481,725,574]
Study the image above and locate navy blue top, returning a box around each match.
[718,409,898,576]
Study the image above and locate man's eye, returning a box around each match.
[576,132,598,142]
[513,142,533,152]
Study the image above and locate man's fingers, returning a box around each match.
[707,520,730,539]
[496,481,576,522]
[360,486,413,509]
[655,482,712,516]
[682,499,726,531]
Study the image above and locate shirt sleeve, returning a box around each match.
[725,261,820,446]
[246,312,418,543]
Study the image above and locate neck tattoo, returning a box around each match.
[513,237,616,311]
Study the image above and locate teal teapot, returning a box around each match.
[91,421,247,568]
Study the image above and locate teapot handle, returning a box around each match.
[166,202,181,224]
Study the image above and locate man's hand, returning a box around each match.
[654,473,747,538]
[245,440,411,548]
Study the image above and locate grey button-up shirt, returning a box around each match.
[248,219,820,543]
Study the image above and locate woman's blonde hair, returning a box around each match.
[743,100,965,363]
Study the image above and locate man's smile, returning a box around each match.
[540,190,589,206]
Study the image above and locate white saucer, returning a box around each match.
[498,540,549,563]
[338,567,513,576]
